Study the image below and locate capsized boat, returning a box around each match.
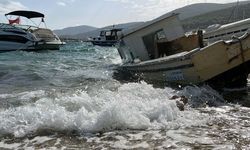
[0,10,64,52]
[115,13,250,88]
[88,28,122,46]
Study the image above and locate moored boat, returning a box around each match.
[88,28,122,46]
[115,13,250,88]
[0,10,64,52]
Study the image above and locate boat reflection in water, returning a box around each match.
[0,10,65,52]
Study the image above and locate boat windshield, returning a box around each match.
[100,31,106,36]
[0,23,16,29]
[0,23,24,32]
[0,23,39,33]
[13,24,39,31]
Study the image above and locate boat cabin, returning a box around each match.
[118,13,203,62]
[90,28,122,46]
[99,28,122,41]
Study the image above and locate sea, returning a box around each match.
[0,42,250,149]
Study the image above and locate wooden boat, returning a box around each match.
[115,13,250,88]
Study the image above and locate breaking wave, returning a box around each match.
[0,82,224,138]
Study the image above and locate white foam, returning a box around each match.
[0,90,45,100]
[0,82,210,137]
[0,136,56,150]
[166,129,214,144]
[0,140,21,149]
[25,136,54,145]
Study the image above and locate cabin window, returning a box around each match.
[241,28,247,32]
[142,29,166,59]
[234,30,240,33]
[111,31,116,36]
[156,30,166,40]
[100,31,105,36]
[208,36,214,39]
[105,31,111,36]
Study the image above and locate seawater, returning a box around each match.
[0,42,250,149]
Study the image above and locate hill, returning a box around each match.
[171,3,234,20]
[53,25,97,36]
[74,22,143,40]
[54,1,250,40]
[182,2,250,31]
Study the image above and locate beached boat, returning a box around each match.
[88,28,122,46]
[115,13,250,88]
[0,10,64,52]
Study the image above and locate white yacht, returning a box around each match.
[0,10,64,52]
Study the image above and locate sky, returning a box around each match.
[0,0,244,29]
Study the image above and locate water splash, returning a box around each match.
[0,82,211,138]
[178,85,226,108]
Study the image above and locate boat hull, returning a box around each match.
[91,40,117,47]
[115,34,250,88]
[34,41,64,50]
[0,40,64,52]
[0,41,36,52]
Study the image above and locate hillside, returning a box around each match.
[54,25,97,36]
[171,3,235,20]
[74,22,143,40]
[182,2,250,31]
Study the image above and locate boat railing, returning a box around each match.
[13,24,39,31]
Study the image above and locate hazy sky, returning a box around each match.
[0,0,243,29]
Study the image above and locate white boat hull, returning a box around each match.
[0,23,64,52]
[0,41,35,52]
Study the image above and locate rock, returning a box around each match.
[170,95,189,111]
[176,101,185,111]
[170,95,179,100]
[180,96,188,105]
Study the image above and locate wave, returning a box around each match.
[0,82,223,138]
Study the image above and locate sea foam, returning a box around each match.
[0,82,211,137]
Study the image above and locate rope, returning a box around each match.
[234,36,245,63]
